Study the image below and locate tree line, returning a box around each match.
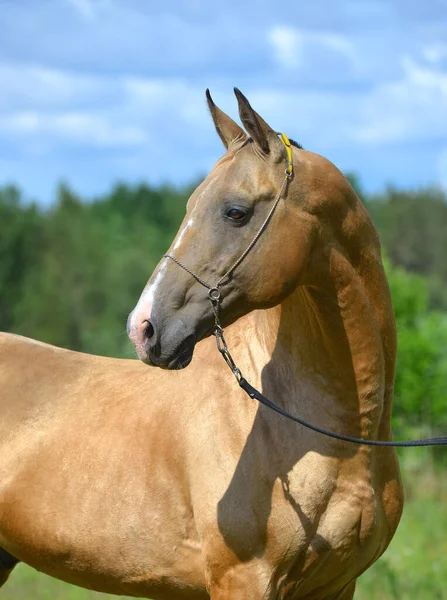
[1,177,447,448]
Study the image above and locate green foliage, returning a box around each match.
[0,182,188,357]
[356,465,447,599]
[368,186,447,311]
[1,563,130,600]
[0,185,43,331]
[385,259,447,441]
[345,172,365,200]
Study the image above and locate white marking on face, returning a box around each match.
[169,177,215,253]
[145,260,167,306]
[172,217,194,251]
[132,258,168,323]
[130,176,218,329]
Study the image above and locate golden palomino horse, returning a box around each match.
[0,89,403,599]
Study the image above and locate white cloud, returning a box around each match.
[402,56,447,95]
[268,25,357,71]
[0,110,147,148]
[0,63,115,110]
[1,55,446,168]
[122,77,209,129]
[268,26,302,69]
[0,62,209,150]
[233,50,447,152]
[66,0,112,20]
[1,0,447,199]
[423,42,447,64]
[352,57,447,144]
[66,0,95,19]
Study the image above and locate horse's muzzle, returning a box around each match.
[128,312,196,370]
[143,334,196,370]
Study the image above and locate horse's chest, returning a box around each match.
[267,473,380,597]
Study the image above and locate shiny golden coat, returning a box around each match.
[0,90,403,599]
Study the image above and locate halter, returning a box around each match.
[164,134,447,448]
[165,132,293,303]
[164,132,293,360]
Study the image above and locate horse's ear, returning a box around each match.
[206,89,247,150]
[234,88,276,154]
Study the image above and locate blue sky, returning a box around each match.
[1,0,447,203]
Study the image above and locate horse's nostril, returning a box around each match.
[143,319,155,340]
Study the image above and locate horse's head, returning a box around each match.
[128,89,360,368]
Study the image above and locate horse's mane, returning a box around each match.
[288,138,303,149]
[243,137,303,150]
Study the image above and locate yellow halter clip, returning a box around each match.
[278,132,293,177]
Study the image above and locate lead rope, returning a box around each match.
[209,286,447,447]
[165,134,447,448]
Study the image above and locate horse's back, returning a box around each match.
[0,333,78,425]
[0,331,64,354]
[0,332,135,444]
[0,331,73,384]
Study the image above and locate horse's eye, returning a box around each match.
[226,208,247,221]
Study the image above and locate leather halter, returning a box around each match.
[164,135,447,448]
[165,133,293,302]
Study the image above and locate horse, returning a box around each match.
[0,89,403,599]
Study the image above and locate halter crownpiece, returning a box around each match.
[279,132,294,177]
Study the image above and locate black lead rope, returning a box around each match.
[163,131,447,449]
[213,321,447,448]
[238,376,447,447]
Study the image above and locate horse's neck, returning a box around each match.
[235,251,396,440]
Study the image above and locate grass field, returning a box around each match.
[2,454,446,600]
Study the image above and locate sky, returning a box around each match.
[1,0,447,203]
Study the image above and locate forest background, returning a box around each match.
[1,176,447,599]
